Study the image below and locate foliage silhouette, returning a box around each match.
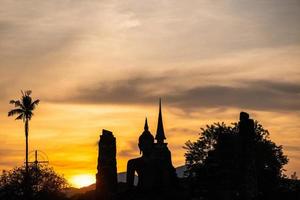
[0,165,68,200]
[184,121,288,199]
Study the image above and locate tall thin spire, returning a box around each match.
[144,117,149,131]
[155,98,166,143]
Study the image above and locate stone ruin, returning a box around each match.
[96,129,117,200]
[95,100,179,200]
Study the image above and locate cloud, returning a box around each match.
[0,149,24,168]
[169,80,300,111]
[118,141,138,158]
[57,75,300,112]
[285,146,300,152]
[0,0,300,104]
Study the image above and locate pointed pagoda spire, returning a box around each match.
[144,117,149,131]
[155,98,166,144]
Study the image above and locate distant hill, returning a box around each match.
[64,184,96,198]
[175,165,187,178]
[117,172,137,184]
[118,165,186,183]
[65,165,187,197]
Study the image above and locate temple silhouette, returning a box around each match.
[95,99,180,200]
[94,103,264,200]
[126,99,178,193]
[92,103,300,200]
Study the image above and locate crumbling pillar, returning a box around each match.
[238,112,258,200]
[96,129,117,200]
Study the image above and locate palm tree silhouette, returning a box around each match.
[8,90,40,173]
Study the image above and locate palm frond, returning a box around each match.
[8,109,24,117]
[9,100,16,104]
[9,100,25,109]
[14,100,24,108]
[15,114,24,120]
[25,90,32,96]
[30,99,40,110]
[32,99,40,105]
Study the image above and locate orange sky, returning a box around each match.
[1,0,300,187]
[2,102,300,187]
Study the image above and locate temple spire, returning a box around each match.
[155,98,166,143]
[144,117,149,131]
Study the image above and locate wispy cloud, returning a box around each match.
[56,76,300,112]
[285,146,300,152]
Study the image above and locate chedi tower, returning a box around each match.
[126,99,178,193]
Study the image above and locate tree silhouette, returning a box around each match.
[184,121,288,199]
[0,165,68,200]
[8,90,40,174]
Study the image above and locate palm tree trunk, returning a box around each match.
[25,119,29,173]
[25,119,29,200]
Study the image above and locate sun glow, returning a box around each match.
[71,174,96,188]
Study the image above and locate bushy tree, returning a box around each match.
[184,121,288,199]
[0,165,68,200]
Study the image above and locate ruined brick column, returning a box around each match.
[239,112,258,200]
[96,129,117,200]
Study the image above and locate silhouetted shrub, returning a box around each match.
[0,164,68,200]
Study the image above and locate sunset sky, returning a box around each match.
[1,0,300,188]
